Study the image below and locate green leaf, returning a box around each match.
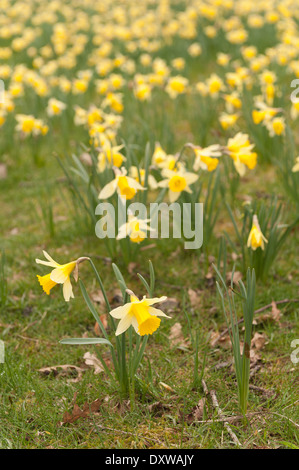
[60,337,112,346]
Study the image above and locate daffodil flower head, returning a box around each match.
[247,215,268,251]
[109,293,170,336]
[158,167,198,202]
[117,212,155,244]
[193,144,221,172]
[36,251,89,301]
[99,167,145,200]
[97,144,126,173]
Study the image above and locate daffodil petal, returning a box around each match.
[115,313,133,335]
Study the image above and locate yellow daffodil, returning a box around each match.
[36,251,89,301]
[165,76,188,98]
[97,145,126,173]
[117,213,154,244]
[47,98,66,116]
[247,215,268,251]
[158,167,198,202]
[226,133,257,176]
[193,144,221,172]
[99,167,145,200]
[110,294,170,336]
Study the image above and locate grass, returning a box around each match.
[0,150,298,449]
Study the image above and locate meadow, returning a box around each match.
[0,0,298,449]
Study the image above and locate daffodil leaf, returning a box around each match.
[60,338,112,346]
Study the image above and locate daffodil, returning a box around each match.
[247,215,268,251]
[117,213,154,244]
[99,167,145,200]
[36,251,89,301]
[110,294,170,336]
[97,145,126,173]
[158,167,198,202]
[47,98,66,116]
[226,133,258,176]
[192,144,221,172]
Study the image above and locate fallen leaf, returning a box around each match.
[169,322,190,349]
[256,301,282,325]
[0,163,7,180]
[210,331,232,349]
[226,271,243,284]
[270,301,282,324]
[109,289,123,307]
[91,290,105,305]
[159,297,179,312]
[148,401,171,415]
[62,398,101,424]
[38,364,84,383]
[184,398,206,424]
[83,352,104,375]
[251,332,267,351]
[188,289,202,309]
[128,262,137,274]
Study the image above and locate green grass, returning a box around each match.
[0,153,298,449]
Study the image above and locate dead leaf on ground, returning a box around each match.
[109,288,123,307]
[210,330,232,349]
[128,262,137,274]
[169,322,190,349]
[159,297,179,312]
[0,163,7,179]
[94,314,108,336]
[91,290,105,305]
[226,271,243,284]
[256,301,282,325]
[148,401,171,415]
[188,288,202,309]
[83,352,104,375]
[251,332,267,351]
[61,397,101,424]
[184,398,206,424]
[38,364,84,383]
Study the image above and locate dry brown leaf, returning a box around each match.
[169,322,190,349]
[38,364,84,383]
[62,398,101,424]
[83,352,104,375]
[160,297,179,312]
[226,271,243,284]
[210,331,232,349]
[148,401,171,415]
[270,301,282,324]
[128,262,137,274]
[91,290,105,304]
[188,288,202,309]
[251,332,267,351]
[0,163,7,180]
[109,289,123,307]
[184,398,206,424]
[256,301,282,325]
[94,314,108,336]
